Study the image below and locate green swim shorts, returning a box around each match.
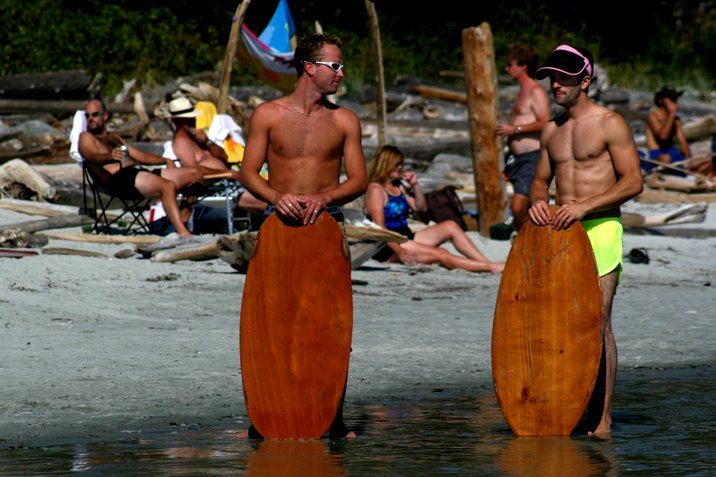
[581,217,623,282]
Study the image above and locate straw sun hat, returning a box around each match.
[168,97,200,118]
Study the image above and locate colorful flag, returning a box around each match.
[258,0,295,53]
[237,0,297,93]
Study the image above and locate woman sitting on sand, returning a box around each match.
[364,145,505,273]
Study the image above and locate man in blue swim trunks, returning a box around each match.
[644,86,714,177]
[496,44,551,231]
[528,44,644,437]
[645,86,691,173]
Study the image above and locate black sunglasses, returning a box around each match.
[84,111,102,119]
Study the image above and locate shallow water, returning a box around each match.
[1,366,714,476]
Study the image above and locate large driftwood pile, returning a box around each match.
[0,198,410,268]
[0,70,247,166]
[1,70,716,230]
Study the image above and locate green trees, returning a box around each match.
[1,0,714,96]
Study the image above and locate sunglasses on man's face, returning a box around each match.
[85,111,102,119]
[307,60,344,72]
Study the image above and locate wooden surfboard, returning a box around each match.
[240,211,352,439]
[491,216,603,436]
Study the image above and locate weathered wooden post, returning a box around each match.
[462,23,505,236]
[218,1,251,115]
[365,0,387,148]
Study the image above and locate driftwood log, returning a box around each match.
[683,114,716,142]
[622,203,707,228]
[636,188,716,204]
[151,241,219,263]
[414,84,467,104]
[0,202,78,218]
[0,214,92,234]
[0,99,136,117]
[42,247,106,257]
[644,174,715,193]
[0,71,91,99]
[39,231,161,245]
[0,248,39,257]
[0,159,58,201]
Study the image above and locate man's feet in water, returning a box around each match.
[236,423,356,440]
[587,422,612,438]
[236,425,264,440]
[327,420,356,439]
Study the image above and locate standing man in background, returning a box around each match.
[497,44,551,232]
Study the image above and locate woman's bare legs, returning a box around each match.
[400,240,504,273]
[413,220,492,262]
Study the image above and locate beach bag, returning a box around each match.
[421,186,468,230]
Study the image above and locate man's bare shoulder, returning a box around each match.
[600,107,630,128]
[256,97,289,112]
[646,106,664,120]
[173,128,196,146]
[329,103,361,126]
[249,98,291,123]
[79,130,108,148]
[527,78,548,95]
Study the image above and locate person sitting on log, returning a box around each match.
[364,145,505,273]
[645,86,713,176]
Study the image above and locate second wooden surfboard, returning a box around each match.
[492,217,603,436]
[240,211,353,439]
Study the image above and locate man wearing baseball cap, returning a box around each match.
[645,86,692,174]
[529,44,644,437]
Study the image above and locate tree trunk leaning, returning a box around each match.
[218,1,251,114]
[462,23,505,236]
[365,0,387,148]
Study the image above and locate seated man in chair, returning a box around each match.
[79,98,210,238]
[168,97,266,215]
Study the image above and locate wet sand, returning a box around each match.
[1,200,714,448]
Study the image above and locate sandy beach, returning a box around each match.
[1,199,714,449]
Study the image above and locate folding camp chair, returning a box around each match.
[81,159,153,235]
[70,110,153,235]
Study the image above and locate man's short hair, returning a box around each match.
[508,44,540,78]
[654,86,684,105]
[294,33,342,77]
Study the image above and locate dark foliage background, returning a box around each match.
[1,0,714,96]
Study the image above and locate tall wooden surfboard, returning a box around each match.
[240,211,352,439]
[492,216,603,436]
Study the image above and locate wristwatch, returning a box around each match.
[515,126,522,136]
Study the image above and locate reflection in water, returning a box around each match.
[246,440,345,477]
[0,367,714,475]
[498,437,618,477]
